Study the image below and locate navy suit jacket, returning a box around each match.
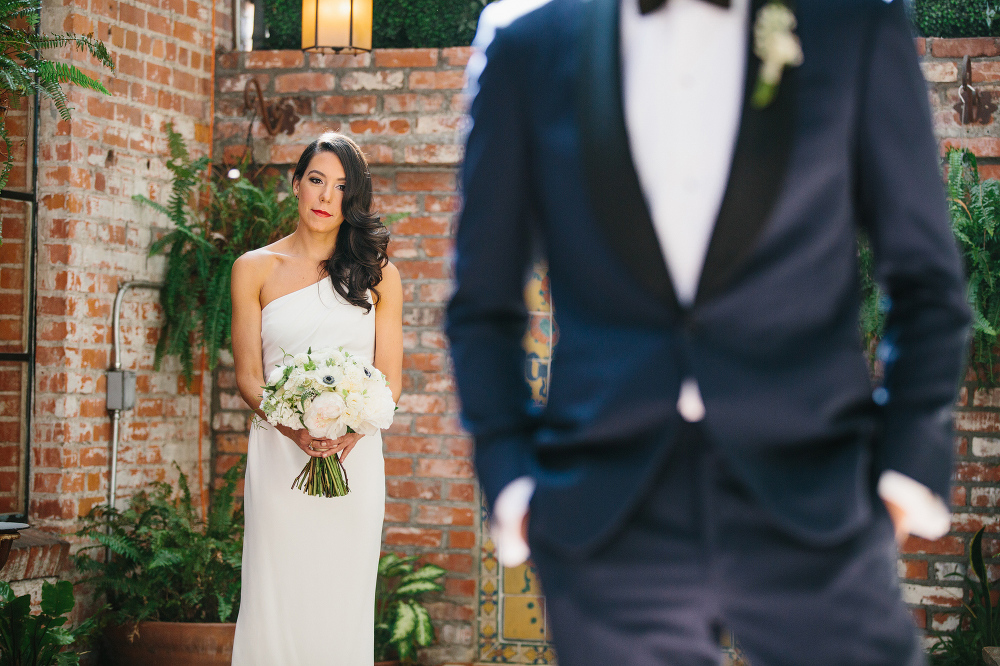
[446,0,971,555]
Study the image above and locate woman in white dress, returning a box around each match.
[229,132,403,665]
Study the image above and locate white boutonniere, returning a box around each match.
[751,1,803,109]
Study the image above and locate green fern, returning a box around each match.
[0,0,113,189]
[135,125,297,382]
[74,460,246,625]
[860,148,1000,382]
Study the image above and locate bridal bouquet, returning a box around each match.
[259,346,396,497]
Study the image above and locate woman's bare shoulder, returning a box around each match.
[232,247,282,294]
[377,260,401,289]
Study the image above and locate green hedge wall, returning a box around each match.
[258,0,493,50]
[913,0,997,38]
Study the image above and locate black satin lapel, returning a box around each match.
[695,0,798,305]
[576,0,678,311]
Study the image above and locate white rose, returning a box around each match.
[303,392,348,439]
[292,353,309,367]
[361,392,395,431]
[267,365,286,384]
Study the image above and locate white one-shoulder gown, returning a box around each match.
[232,279,386,665]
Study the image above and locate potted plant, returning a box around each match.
[0,579,97,665]
[374,553,447,664]
[928,527,999,665]
[74,461,244,665]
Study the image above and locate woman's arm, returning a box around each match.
[231,252,339,459]
[231,252,267,418]
[373,261,404,403]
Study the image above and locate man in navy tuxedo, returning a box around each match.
[446,0,971,664]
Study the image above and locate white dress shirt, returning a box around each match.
[474,0,950,568]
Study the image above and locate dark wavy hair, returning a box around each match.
[292,132,389,313]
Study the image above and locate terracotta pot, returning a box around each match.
[102,621,236,666]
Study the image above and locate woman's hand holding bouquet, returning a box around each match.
[259,347,396,497]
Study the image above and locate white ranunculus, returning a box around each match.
[292,353,310,367]
[267,365,286,384]
[303,392,348,439]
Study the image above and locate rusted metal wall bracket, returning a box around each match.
[243,78,300,136]
[955,55,997,125]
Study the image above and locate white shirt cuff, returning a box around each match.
[877,470,951,540]
[491,476,536,568]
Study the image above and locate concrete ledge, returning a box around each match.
[984,646,1000,666]
[2,528,70,582]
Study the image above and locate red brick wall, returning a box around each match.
[903,38,1000,641]
[212,47,477,663]
[26,0,231,540]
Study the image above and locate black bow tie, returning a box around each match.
[638,0,730,15]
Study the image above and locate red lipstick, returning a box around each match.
[311,209,331,217]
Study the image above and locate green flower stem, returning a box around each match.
[291,453,350,498]
[751,79,777,109]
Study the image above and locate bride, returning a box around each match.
[229,132,402,664]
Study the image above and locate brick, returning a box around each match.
[972,62,1000,83]
[409,70,465,90]
[246,50,305,69]
[375,49,438,68]
[920,61,958,83]
[416,458,474,479]
[385,502,412,522]
[340,71,404,91]
[396,394,448,414]
[386,479,441,500]
[901,583,963,607]
[443,47,473,68]
[444,578,475,598]
[914,38,926,57]
[384,457,414,476]
[941,138,1000,159]
[954,461,1000,482]
[404,144,463,165]
[359,144,394,164]
[315,95,377,115]
[395,260,449,280]
[931,37,1000,58]
[425,195,460,213]
[307,52,370,68]
[415,115,464,134]
[349,119,410,135]
[900,535,966,556]
[275,72,336,93]
[422,552,474,574]
[953,485,968,506]
[900,558,928,580]
[391,216,450,236]
[384,527,443,547]
[374,194,419,213]
[972,436,1000,456]
[404,352,445,372]
[396,171,455,192]
[449,530,476,549]
[417,505,475,526]
[384,435,441,454]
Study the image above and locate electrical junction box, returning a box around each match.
[106,370,136,411]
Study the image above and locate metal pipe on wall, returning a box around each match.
[107,280,162,510]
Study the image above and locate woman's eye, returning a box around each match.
[335,184,345,191]
[310,177,322,185]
